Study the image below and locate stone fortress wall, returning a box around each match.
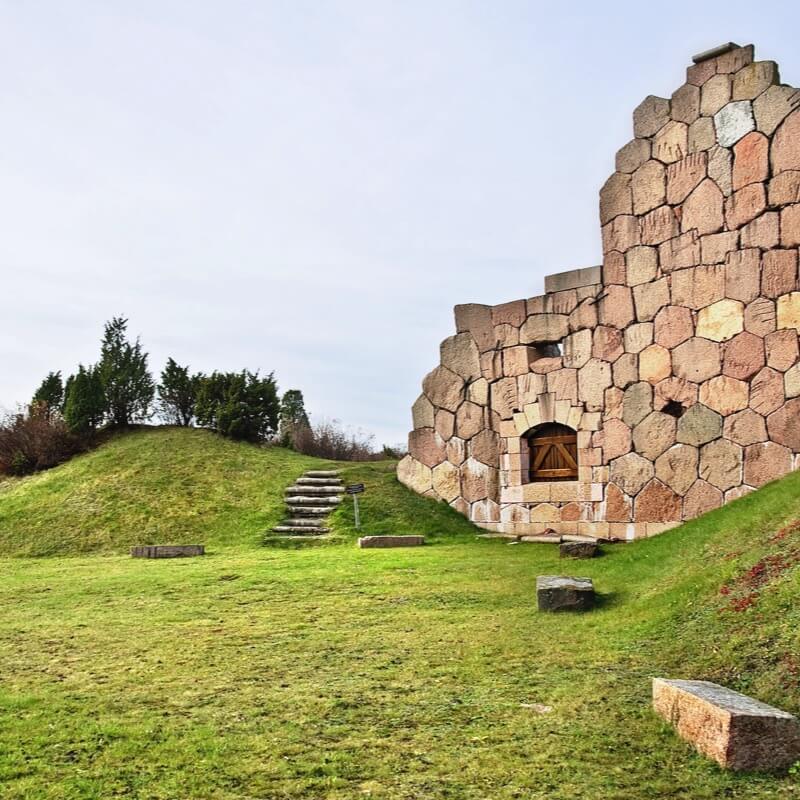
[397,43,800,540]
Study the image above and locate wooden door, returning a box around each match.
[528,424,578,482]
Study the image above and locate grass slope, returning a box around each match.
[1,429,799,798]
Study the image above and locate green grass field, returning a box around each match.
[1,428,799,798]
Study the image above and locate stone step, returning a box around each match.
[304,470,341,478]
[296,477,343,486]
[282,518,328,527]
[284,485,343,496]
[272,525,330,534]
[285,496,341,506]
[286,506,332,516]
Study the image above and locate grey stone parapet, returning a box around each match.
[543,266,602,294]
[692,42,741,64]
[131,544,205,558]
[652,678,800,770]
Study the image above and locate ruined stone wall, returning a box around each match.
[398,43,800,540]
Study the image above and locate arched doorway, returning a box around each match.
[524,423,578,483]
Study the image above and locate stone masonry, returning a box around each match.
[398,43,800,540]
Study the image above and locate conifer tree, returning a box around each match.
[32,372,64,418]
[278,389,310,447]
[158,358,199,426]
[63,365,105,434]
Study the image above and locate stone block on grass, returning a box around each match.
[536,576,595,612]
[559,541,598,559]
[131,545,205,559]
[358,535,425,549]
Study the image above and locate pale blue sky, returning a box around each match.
[1,1,798,445]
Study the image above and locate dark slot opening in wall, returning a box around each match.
[662,400,685,419]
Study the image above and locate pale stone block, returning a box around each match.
[714,101,755,147]
[696,299,745,342]
[777,292,800,331]
[521,483,551,503]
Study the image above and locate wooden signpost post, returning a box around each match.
[346,483,365,529]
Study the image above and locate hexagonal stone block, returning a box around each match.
[683,479,724,519]
[681,179,724,235]
[781,204,800,247]
[786,363,800,398]
[440,333,481,380]
[613,353,638,390]
[714,101,755,148]
[656,444,700,495]
[772,109,800,174]
[762,250,798,299]
[696,299,744,342]
[765,330,799,372]
[423,365,465,412]
[521,313,569,344]
[432,461,460,502]
[666,153,707,205]
[592,326,624,363]
[673,338,722,383]
[724,249,761,304]
[777,292,800,331]
[701,74,732,117]
[672,265,725,310]
[654,121,689,164]
[631,160,666,215]
[733,61,778,101]
[723,332,765,380]
[749,367,785,416]
[723,409,768,446]
[725,183,767,230]
[698,376,749,416]
[397,455,433,494]
[616,138,651,173]
[732,132,768,190]
[699,438,743,492]
[633,412,677,461]
[640,206,679,245]
[654,305,694,349]
[767,399,800,451]
[578,359,612,411]
[754,85,800,136]
[624,322,654,354]
[634,479,682,522]
[672,83,700,124]
[434,409,455,440]
[640,344,671,385]
[562,328,593,369]
[634,95,670,138]
[461,457,499,503]
[470,429,500,468]
[654,377,698,412]
[598,284,635,329]
[689,117,716,154]
[412,394,435,429]
[659,230,701,272]
[677,403,723,447]
[623,382,654,428]
[408,428,447,468]
[743,442,793,487]
[708,144,733,196]
[625,246,658,286]
[633,278,670,322]
[456,401,484,440]
[600,171,633,225]
[537,576,595,612]
[610,452,655,496]
[606,482,632,522]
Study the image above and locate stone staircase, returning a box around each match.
[271,470,344,536]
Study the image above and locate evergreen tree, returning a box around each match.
[158,358,199,426]
[278,389,310,447]
[63,365,105,434]
[98,317,155,427]
[32,372,64,418]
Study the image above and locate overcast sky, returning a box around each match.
[1,2,798,445]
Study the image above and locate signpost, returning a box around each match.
[346,483,365,529]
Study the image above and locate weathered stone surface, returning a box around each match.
[605,386,625,419]
[562,329,592,369]
[673,338,722,383]
[598,284,635,328]
[754,84,800,136]
[592,326,624,363]
[777,292,800,331]
[672,83,700,124]
[537,576,595,612]
[723,249,760,305]
[744,441,793,486]
[397,455,433,494]
[689,117,716,154]
[492,299,527,328]
[600,418,632,461]
[446,436,466,466]
[634,95,670,138]
[696,299,745,342]
[454,304,495,352]
[734,61,778,100]
[569,297,598,332]
[412,394,435,429]
[635,479,682,522]
[633,411,677,461]
[623,382,653,428]
[656,444,699,495]
[782,204,800,248]
[359,535,425,548]
[602,215,640,254]
[725,183,767,230]
[432,461,460,502]
[470,428,500,467]
[640,344,671,384]
[699,375,749,416]
[520,314,569,344]
[699,438,743,491]
[610,451,655,496]
[600,172,633,224]
[659,231,701,273]
[701,74,732,116]
[560,541,598,559]
[408,428,447,468]
[716,44,754,74]
[723,332,765,381]
[455,401,484,440]
[578,359,612,411]
[493,323,520,348]
[732,132,769,190]
[423,365,465,412]
[769,171,800,206]
[787,363,800,398]
[666,153,707,205]
[547,368,579,402]
[683,479,724,519]
[740,212,779,250]
[708,144,733,196]
[724,409,768,446]
[714,101,755,147]
[633,278,670,322]
[616,138,651,174]
[502,346,532,377]
[654,376,698,411]
[682,179,724,235]
[640,206,679,245]
[613,352,638,389]
[131,545,204,558]
[461,457,499,503]
[652,678,800,771]
[767,398,800,450]
[434,409,455,440]
[603,250,626,285]
[468,377,489,406]
[655,306,694,349]
[700,231,739,264]
[624,322,654,353]
[744,297,776,337]
[544,267,602,294]
[654,120,688,164]
[471,498,500,523]
[605,481,632,522]
[750,367,785,415]
[625,246,658,286]
[771,109,800,174]
[631,160,666,215]
[440,333,481,380]
[765,330,799,371]
[677,402,723,446]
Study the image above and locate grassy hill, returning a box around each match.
[1,428,799,798]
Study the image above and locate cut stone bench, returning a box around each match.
[536,576,595,611]
[358,535,425,548]
[653,678,800,771]
[560,541,598,559]
[131,545,205,559]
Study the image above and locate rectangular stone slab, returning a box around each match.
[543,266,602,293]
[131,545,205,558]
[652,678,800,770]
[358,535,425,548]
[536,575,595,611]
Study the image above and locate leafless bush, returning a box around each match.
[290,419,380,461]
[0,403,86,476]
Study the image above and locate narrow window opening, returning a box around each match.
[525,423,578,483]
[662,400,685,419]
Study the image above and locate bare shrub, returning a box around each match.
[0,404,86,476]
[290,419,379,461]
